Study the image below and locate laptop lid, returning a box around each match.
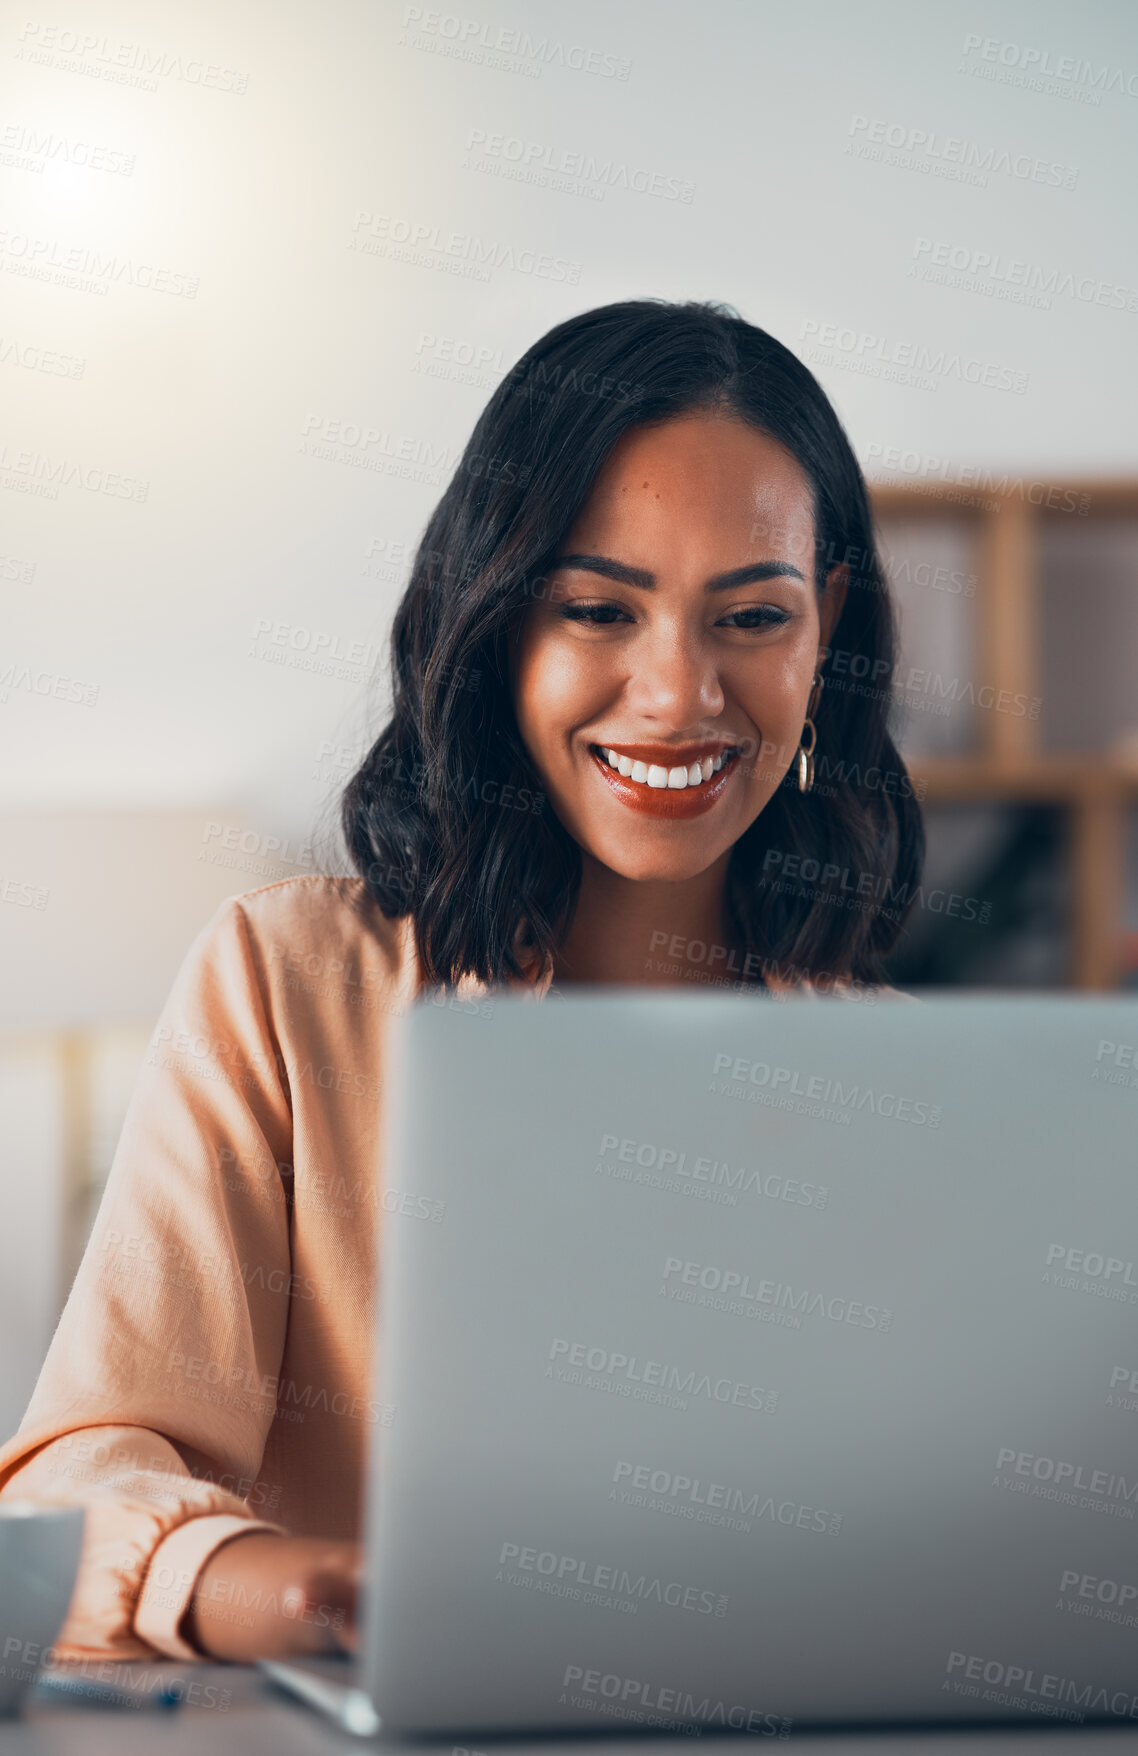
[359,990,1138,1737]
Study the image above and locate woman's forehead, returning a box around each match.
[564,415,815,548]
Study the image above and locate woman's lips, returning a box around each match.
[587,744,740,819]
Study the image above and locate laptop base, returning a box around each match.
[260,1655,380,1738]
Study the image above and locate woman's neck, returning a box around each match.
[550,852,756,991]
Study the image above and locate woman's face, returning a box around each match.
[511,410,848,884]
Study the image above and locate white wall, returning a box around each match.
[0,1051,63,1437]
[0,811,323,1030]
[2,0,1135,846]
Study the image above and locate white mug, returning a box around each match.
[0,1501,85,1716]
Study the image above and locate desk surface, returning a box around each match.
[4,1665,1138,1754]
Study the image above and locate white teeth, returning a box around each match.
[599,748,734,790]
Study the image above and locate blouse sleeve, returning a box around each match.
[0,894,299,1661]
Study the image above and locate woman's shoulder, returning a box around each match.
[196,875,418,1010]
[222,871,391,930]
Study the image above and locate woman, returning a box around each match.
[0,299,923,1663]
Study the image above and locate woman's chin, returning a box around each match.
[582,839,734,886]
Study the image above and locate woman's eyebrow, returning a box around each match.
[549,553,806,590]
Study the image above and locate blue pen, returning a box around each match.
[33,1670,184,1710]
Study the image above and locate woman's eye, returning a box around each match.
[556,602,791,630]
[720,606,791,630]
[558,601,630,625]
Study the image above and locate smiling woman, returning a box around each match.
[343,297,925,992]
[0,299,925,1671]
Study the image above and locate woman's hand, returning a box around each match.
[181,1532,363,1661]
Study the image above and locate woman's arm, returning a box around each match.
[0,894,302,1661]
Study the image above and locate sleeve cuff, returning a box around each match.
[135,1513,287,1659]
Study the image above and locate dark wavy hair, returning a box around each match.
[339,297,924,989]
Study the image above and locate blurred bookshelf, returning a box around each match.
[868,479,1138,991]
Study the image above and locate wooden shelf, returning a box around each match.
[868,482,1138,990]
[907,754,1138,803]
[868,478,1138,517]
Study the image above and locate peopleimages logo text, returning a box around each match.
[960,33,1138,99]
[497,1543,726,1614]
[945,1651,1138,1720]
[560,1665,791,1736]
[547,1339,777,1412]
[711,1053,941,1126]
[911,238,1138,310]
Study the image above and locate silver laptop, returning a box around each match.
[264,988,1138,1737]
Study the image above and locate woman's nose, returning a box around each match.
[622,625,726,725]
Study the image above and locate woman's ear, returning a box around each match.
[818,562,849,651]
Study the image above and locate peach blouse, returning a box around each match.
[0,875,899,1661]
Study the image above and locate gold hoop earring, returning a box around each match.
[797,670,824,794]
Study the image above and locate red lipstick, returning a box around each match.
[587,742,742,820]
